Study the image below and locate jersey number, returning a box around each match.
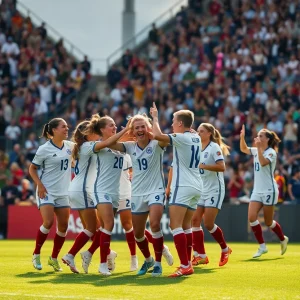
[137,158,148,170]
[210,197,214,205]
[266,195,271,204]
[199,163,205,174]
[60,159,68,171]
[126,199,130,208]
[113,157,124,169]
[189,145,200,168]
[254,162,260,171]
[74,159,79,175]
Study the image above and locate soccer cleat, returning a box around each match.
[98,263,112,276]
[192,255,209,266]
[280,236,289,255]
[80,251,92,274]
[130,255,138,271]
[137,257,155,275]
[219,247,232,266]
[107,250,117,272]
[48,256,63,272]
[168,265,194,278]
[62,254,79,274]
[32,254,42,270]
[152,265,163,277]
[162,245,174,266]
[253,247,268,258]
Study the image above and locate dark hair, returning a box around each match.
[71,120,90,160]
[89,114,113,137]
[261,129,281,152]
[40,118,65,140]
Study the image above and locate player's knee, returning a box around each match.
[203,220,214,231]
[265,220,273,227]
[57,222,68,233]
[121,221,132,231]
[192,215,201,227]
[43,219,54,229]
[149,220,161,232]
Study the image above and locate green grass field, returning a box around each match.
[0,240,299,300]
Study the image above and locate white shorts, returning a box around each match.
[198,189,225,210]
[36,192,69,209]
[250,191,279,206]
[94,192,119,209]
[117,198,131,213]
[69,191,96,210]
[131,193,165,214]
[169,186,201,210]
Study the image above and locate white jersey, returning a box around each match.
[94,147,125,196]
[68,141,97,193]
[119,154,132,199]
[123,140,165,196]
[249,147,278,193]
[168,132,202,191]
[200,142,225,193]
[32,140,74,197]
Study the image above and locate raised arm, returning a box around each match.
[240,125,251,155]
[150,102,170,146]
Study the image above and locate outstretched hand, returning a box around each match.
[150,102,158,119]
[240,124,245,138]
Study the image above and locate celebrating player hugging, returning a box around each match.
[28,109,289,277]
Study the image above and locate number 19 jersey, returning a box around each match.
[123,140,165,196]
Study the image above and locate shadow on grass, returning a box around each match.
[16,270,188,286]
[193,267,219,275]
[240,257,284,262]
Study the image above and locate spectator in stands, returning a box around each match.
[288,168,300,204]
[33,96,48,118]
[106,64,122,88]
[1,36,19,56]
[15,178,34,206]
[148,23,159,44]
[25,133,39,162]
[5,119,21,145]
[0,177,19,206]
[227,169,244,205]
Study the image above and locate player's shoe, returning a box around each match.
[137,257,155,275]
[219,247,232,266]
[192,255,209,266]
[107,250,117,272]
[130,255,138,271]
[62,254,79,274]
[152,264,162,277]
[253,247,268,258]
[280,236,289,255]
[98,263,112,276]
[168,265,194,278]
[80,251,92,274]
[32,254,42,270]
[162,245,174,266]
[48,256,63,272]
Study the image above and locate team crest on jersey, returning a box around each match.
[104,194,110,200]
[107,149,112,153]
[268,153,273,157]
[53,154,57,157]
[66,149,72,155]
[216,151,221,156]
[172,134,176,137]
[90,200,94,206]
[146,147,153,154]
[204,152,208,158]
[133,153,136,156]
[131,203,136,210]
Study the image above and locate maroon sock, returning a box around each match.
[51,232,66,258]
[152,232,164,262]
[136,236,151,259]
[33,227,49,255]
[173,229,189,266]
[125,229,136,256]
[88,229,101,254]
[100,230,111,263]
[270,221,285,241]
[185,230,193,262]
[250,221,265,244]
[210,225,228,250]
[69,230,92,256]
[192,228,206,255]
[144,229,153,244]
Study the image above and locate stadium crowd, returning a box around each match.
[1,0,300,226]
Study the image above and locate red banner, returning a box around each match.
[7,206,83,239]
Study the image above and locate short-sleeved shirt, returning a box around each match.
[249,147,278,193]
[200,142,225,193]
[68,141,97,193]
[94,147,125,196]
[123,140,165,196]
[288,178,300,198]
[119,154,132,199]
[167,132,202,191]
[32,140,74,197]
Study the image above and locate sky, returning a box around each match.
[19,0,188,74]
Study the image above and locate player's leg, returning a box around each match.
[48,207,70,271]
[182,209,195,266]
[191,206,208,265]
[263,204,288,255]
[248,200,267,258]
[119,208,138,271]
[148,204,164,276]
[62,209,97,273]
[32,205,54,270]
[204,207,231,266]
[96,203,114,276]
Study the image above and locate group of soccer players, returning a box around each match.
[28,103,289,278]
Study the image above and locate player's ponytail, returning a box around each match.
[40,118,65,140]
[89,113,112,136]
[201,123,230,156]
[71,120,90,160]
[264,129,281,152]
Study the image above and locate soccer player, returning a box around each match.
[29,118,74,272]
[192,123,231,267]
[110,114,173,277]
[62,119,128,273]
[150,103,202,277]
[240,125,289,258]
